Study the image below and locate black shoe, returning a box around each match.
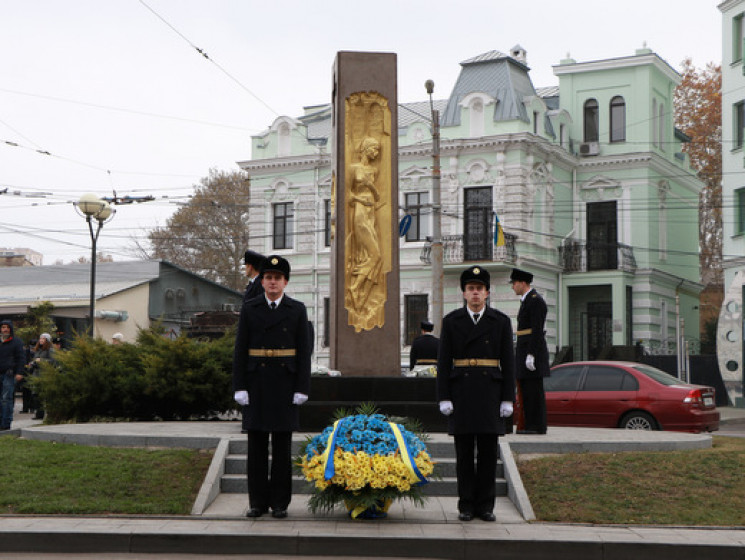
[241,429,248,434]
[271,509,288,519]
[245,507,267,518]
[479,512,496,522]
[458,512,473,522]
[516,429,542,435]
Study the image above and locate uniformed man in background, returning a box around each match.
[510,268,550,435]
[242,249,266,303]
[409,320,439,371]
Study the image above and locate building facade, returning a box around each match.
[719,0,745,406]
[238,47,702,372]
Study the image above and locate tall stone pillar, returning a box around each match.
[330,51,400,376]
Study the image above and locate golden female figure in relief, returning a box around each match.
[344,93,391,332]
[347,136,385,314]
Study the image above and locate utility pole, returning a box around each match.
[425,79,443,334]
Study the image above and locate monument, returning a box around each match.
[329,51,400,376]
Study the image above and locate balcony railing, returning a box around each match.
[420,233,517,265]
[558,241,637,273]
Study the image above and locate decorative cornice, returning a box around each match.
[237,154,331,172]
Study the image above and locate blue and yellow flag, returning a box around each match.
[494,214,505,247]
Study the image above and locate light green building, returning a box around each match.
[237,47,702,369]
[719,0,745,406]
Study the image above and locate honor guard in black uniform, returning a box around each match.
[437,266,515,522]
[510,268,550,435]
[233,255,311,519]
[242,249,266,304]
[409,320,439,370]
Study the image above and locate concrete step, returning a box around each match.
[228,436,459,457]
[224,453,504,479]
[219,472,508,497]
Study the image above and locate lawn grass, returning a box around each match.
[0,435,213,514]
[517,436,745,526]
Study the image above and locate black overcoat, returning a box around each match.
[242,277,264,304]
[436,306,515,435]
[409,334,440,369]
[232,295,311,432]
[515,289,550,379]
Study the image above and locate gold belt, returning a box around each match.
[453,359,500,368]
[248,348,296,358]
[516,329,532,336]
[416,359,437,364]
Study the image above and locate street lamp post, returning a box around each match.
[76,194,114,337]
[425,79,444,335]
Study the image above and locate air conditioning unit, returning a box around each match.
[579,142,599,156]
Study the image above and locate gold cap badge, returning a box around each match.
[473,267,480,275]
[271,257,279,265]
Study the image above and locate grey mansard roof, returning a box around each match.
[441,50,537,127]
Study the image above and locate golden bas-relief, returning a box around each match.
[344,92,392,332]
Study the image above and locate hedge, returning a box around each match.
[34,327,236,423]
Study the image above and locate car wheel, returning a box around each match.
[620,411,657,430]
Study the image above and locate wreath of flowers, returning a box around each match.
[296,404,435,518]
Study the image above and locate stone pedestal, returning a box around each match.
[330,51,400,376]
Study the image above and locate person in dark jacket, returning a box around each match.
[26,333,55,420]
[0,320,25,430]
[437,266,515,522]
[510,268,550,435]
[232,255,311,519]
[242,249,266,304]
[409,320,439,370]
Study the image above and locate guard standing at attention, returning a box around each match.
[409,320,439,370]
[510,268,550,435]
[233,255,311,519]
[437,265,515,522]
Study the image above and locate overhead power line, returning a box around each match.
[138,0,279,117]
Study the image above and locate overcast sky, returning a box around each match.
[0,0,723,264]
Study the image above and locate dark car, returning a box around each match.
[546,361,719,433]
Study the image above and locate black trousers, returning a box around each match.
[453,433,498,515]
[518,377,547,432]
[246,430,292,511]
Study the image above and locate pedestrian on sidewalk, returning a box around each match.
[510,268,550,435]
[437,265,515,522]
[27,333,55,420]
[232,255,311,519]
[0,320,25,430]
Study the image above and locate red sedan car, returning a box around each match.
[546,361,719,433]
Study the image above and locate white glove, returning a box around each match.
[525,354,536,371]
[234,390,249,406]
[293,392,309,405]
[499,401,513,417]
[439,400,454,416]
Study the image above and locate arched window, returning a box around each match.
[583,99,599,142]
[609,96,625,143]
